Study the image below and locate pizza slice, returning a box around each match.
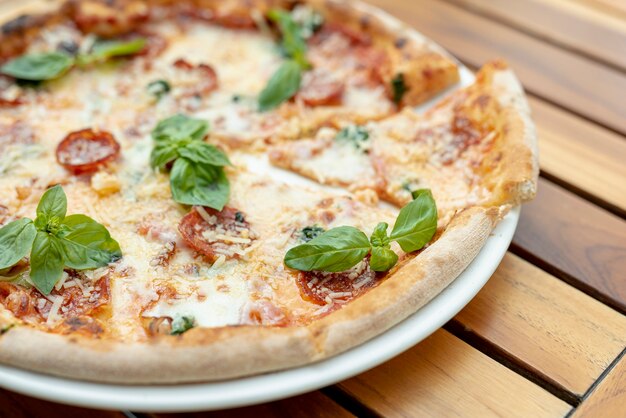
[269,60,538,224]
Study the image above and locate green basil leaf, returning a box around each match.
[178,142,232,167]
[29,231,65,295]
[150,142,181,169]
[267,9,310,69]
[370,246,398,272]
[390,189,438,252]
[258,60,302,111]
[36,185,67,223]
[171,315,195,335]
[0,52,74,81]
[170,158,230,210]
[152,114,209,143]
[391,73,408,105]
[369,222,390,248]
[0,219,37,269]
[90,38,146,60]
[59,214,122,270]
[284,226,371,272]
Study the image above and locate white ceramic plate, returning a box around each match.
[0,206,519,412]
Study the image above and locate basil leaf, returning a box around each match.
[369,222,390,248]
[390,189,437,252]
[267,9,310,69]
[152,114,208,143]
[59,214,121,270]
[391,73,408,105]
[150,142,181,169]
[0,219,37,269]
[171,316,195,335]
[258,60,302,111]
[90,38,146,60]
[284,226,371,272]
[36,185,67,223]
[370,246,398,272]
[170,158,230,210]
[30,231,65,295]
[0,52,74,81]
[178,142,232,167]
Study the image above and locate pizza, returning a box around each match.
[0,0,537,383]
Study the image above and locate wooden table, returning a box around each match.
[1,0,625,417]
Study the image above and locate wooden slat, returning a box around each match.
[451,0,626,69]
[339,330,571,417]
[0,389,124,418]
[513,178,626,312]
[582,0,626,19]
[454,252,626,396]
[572,353,626,418]
[365,0,626,134]
[528,96,626,214]
[150,391,354,418]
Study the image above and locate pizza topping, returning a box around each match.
[258,8,315,111]
[335,125,370,152]
[0,38,145,82]
[299,225,325,242]
[146,79,171,101]
[171,59,218,98]
[150,114,231,210]
[285,190,437,273]
[391,73,408,105]
[298,69,345,106]
[170,315,195,335]
[71,0,149,37]
[179,206,255,262]
[0,185,122,295]
[297,258,379,306]
[258,60,302,111]
[241,300,289,326]
[309,22,372,47]
[56,128,120,175]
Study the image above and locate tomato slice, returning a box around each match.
[178,206,254,262]
[56,128,121,175]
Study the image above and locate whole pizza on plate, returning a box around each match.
[0,0,538,383]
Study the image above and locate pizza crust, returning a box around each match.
[0,205,500,383]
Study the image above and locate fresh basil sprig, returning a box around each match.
[0,185,122,294]
[150,114,232,211]
[258,8,315,111]
[0,38,145,82]
[284,189,437,273]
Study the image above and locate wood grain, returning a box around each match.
[0,389,124,418]
[451,0,626,69]
[364,0,626,134]
[528,96,626,214]
[512,178,626,313]
[572,353,626,418]
[150,391,354,418]
[454,253,626,396]
[339,330,571,418]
